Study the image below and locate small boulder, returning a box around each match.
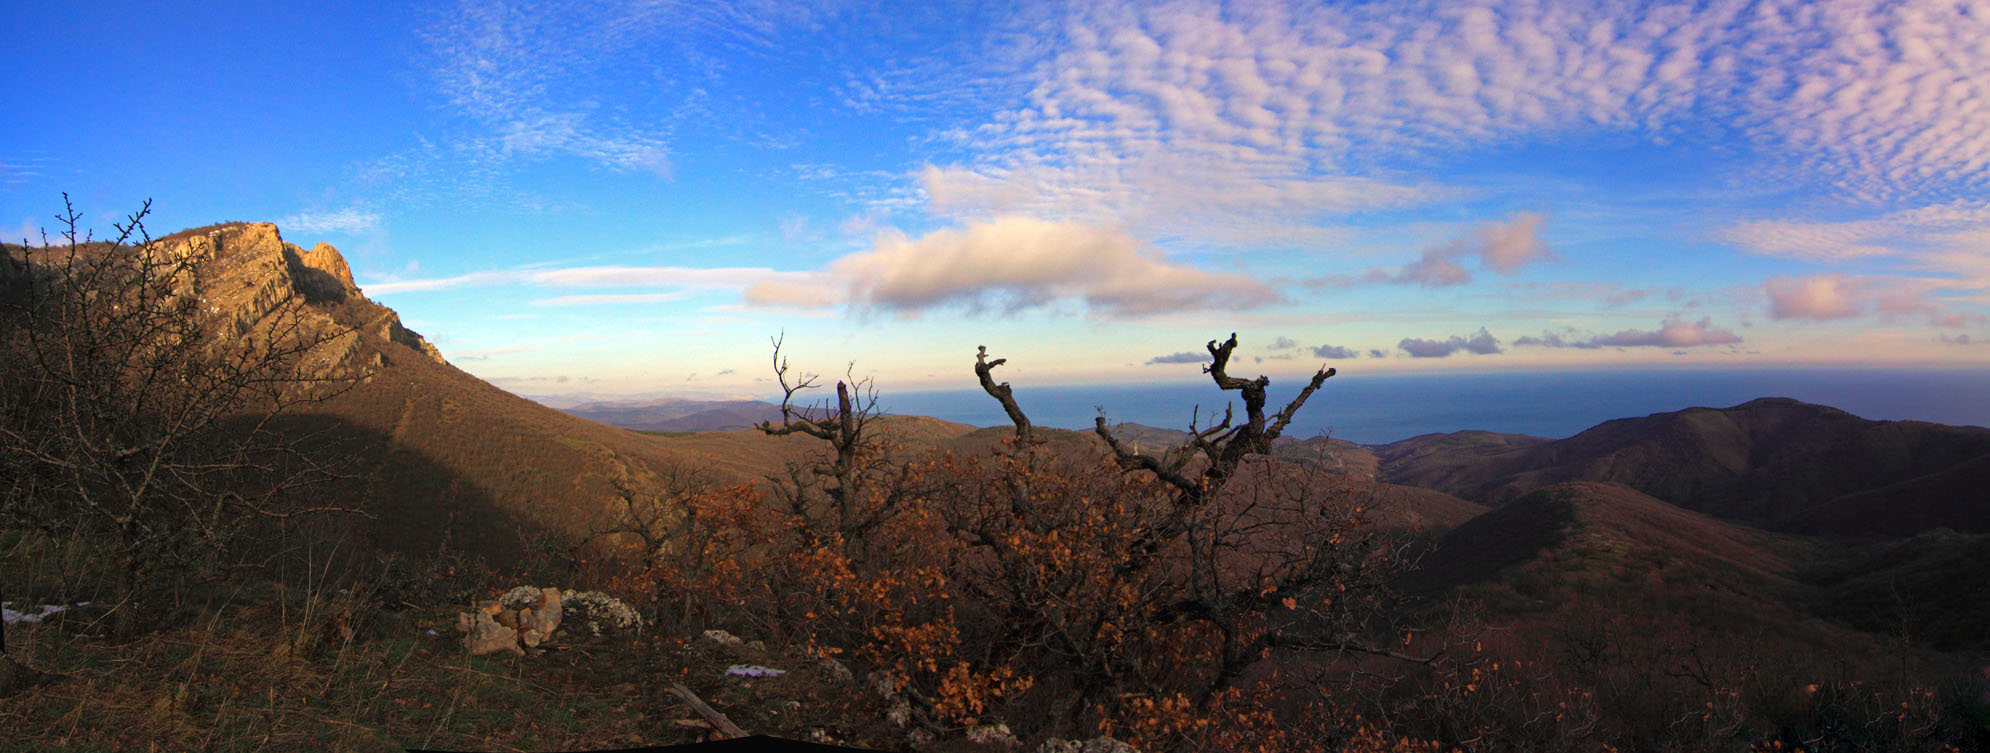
[702,629,743,648]
[1035,738,1139,753]
[535,587,563,635]
[818,657,853,683]
[966,723,1019,748]
[456,610,523,656]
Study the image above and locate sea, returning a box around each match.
[880,367,1990,445]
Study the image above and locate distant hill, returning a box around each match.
[1376,398,1990,536]
[562,398,785,432]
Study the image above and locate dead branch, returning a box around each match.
[668,682,747,739]
[974,346,1034,446]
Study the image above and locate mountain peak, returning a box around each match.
[159,222,445,369]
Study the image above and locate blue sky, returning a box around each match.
[5,0,1988,398]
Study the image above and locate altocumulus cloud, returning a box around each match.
[816,215,1280,317]
[1399,328,1501,358]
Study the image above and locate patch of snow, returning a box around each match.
[725,664,787,678]
[1,602,72,624]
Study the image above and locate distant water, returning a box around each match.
[880,368,1990,445]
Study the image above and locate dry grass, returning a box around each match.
[0,526,918,753]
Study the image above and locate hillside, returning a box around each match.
[1402,481,1793,594]
[28,223,725,557]
[9,222,1989,752]
[1377,398,1990,535]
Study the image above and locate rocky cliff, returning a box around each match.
[160,222,446,381]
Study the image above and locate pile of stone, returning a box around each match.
[454,586,643,656]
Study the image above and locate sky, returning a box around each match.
[4,0,1989,399]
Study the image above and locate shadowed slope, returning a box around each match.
[1402,481,1793,594]
[1379,398,1990,536]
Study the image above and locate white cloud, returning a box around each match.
[410,0,853,189]
[279,208,380,235]
[5,219,46,246]
[360,264,819,299]
[530,293,684,307]
[1723,200,1990,321]
[363,270,521,296]
[528,266,817,290]
[830,215,1279,317]
[358,231,1279,320]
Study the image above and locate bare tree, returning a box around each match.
[0,196,365,635]
[1092,332,1336,510]
[754,333,912,554]
[953,335,1426,720]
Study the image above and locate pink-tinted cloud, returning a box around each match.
[1592,318,1743,348]
[1763,274,1973,326]
[1764,275,1861,320]
[1515,317,1744,349]
[1327,213,1553,288]
[833,216,1279,317]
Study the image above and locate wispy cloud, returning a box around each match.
[417,1,716,178]
[279,208,380,235]
[1493,281,1655,308]
[360,222,1279,320]
[363,270,521,295]
[0,153,55,186]
[531,292,684,307]
[362,265,819,298]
